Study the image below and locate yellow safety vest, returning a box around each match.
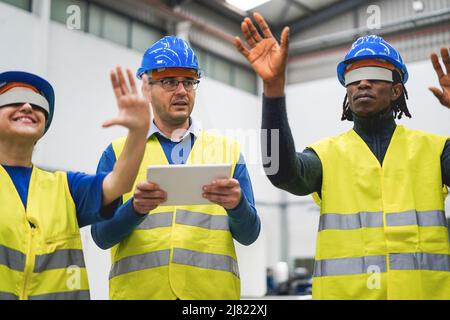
[309,125,450,300]
[109,131,241,300]
[0,166,90,300]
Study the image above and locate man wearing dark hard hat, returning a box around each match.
[235,13,450,300]
[92,36,261,300]
[0,68,150,300]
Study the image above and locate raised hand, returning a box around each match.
[430,47,450,109]
[234,13,289,96]
[104,66,151,132]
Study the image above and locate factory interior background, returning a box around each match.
[1,0,449,299]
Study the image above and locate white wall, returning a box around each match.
[1,2,449,299]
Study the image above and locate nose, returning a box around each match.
[356,79,372,88]
[174,81,188,95]
[19,103,33,112]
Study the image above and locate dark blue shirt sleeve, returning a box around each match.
[91,198,147,249]
[91,146,261,249]
[262,95,323,195]
[442,140,450,187]
[67,171,109,228]
[91,143,143,249]
[226,154,261,246]
[97,144,118,174]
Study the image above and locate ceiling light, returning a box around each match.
[412,0,424,12]
[225,0,271,11]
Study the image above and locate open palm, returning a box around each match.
[104,66,151,132]
[234,13,289,82]
[430,47,450,109]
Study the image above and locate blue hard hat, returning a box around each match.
[337,35,408,86]
[0,71,54,133]
[136,35,202,79]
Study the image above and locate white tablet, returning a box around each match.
[146,164,232,206]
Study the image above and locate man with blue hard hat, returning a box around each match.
[235,13,450,299]
[92,36,261,300]
[0,68,150,300]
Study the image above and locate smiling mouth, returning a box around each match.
[13,116,37,124]
[354,94,375,101]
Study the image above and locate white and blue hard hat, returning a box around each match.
[136,36,202,79]
[337,35,408,86]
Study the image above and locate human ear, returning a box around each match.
[391,83,403,101]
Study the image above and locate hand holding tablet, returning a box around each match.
[146,164,232,206]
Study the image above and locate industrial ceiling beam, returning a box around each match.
[191,0,245,23]
[288,7,450,57]
[277,0,373,34]
[277,0,315,27]
[288,0,314,14]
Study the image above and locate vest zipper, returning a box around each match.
[20,222,37,300]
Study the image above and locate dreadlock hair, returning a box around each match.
[341,70,411,121]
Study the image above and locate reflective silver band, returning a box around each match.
[0,245,26,272]
[314,253,450,277]
[176,210,229,230]
[319,210,447,231]
[314,255,387,277]
[319,212,383,231]
[344,67,393,86]
[28,290,90,300]
[386,210,447,227]
[0,88,50,113]
[172,248,239,278]
[34,249,86,273]
[0,291,19,300]
[136,212,173,230]
[390,253,450,272]
[109,249,170,279]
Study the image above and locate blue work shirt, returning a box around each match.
[91,118,261,249]
[2,165,110,228]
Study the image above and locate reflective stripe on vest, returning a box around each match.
[319,212,383,230]
[319,210,447,231]
[172,248,239,278]
[390,253,450,272]
[386,210,447,227]
[0,291,19,300]
[109,249,170,279]
[0,245,26,272]
[34,249,85,272]
[314,255,387,277]
[315,253,450,277]
[28,290,90,300]
[176,210,229,230]
[136,212,173,230]
[110,248,239,279]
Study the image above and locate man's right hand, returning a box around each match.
[430,47,450,109]
[234,12,289,97]
[132,182,167,215]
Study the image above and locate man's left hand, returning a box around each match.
[430,47,450,109]
[202,178,242,210]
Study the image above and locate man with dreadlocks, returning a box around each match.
[235,13,450,299]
